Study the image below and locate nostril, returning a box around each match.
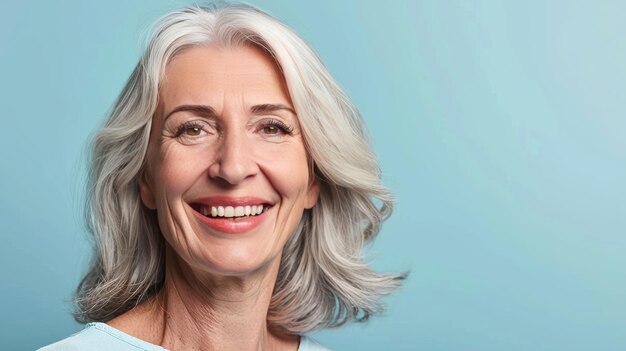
[207,142,258,185]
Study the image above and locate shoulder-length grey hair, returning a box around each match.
[75,3,405,334]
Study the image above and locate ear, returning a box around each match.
[139,170,156,210]
[304,176,320,209]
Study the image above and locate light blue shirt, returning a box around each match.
[39,322,331,351]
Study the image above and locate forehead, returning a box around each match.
[159,44,292,110]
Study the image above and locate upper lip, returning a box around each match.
[189,196,274,207]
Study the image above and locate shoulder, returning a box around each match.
[38,323,166,351]
[299,335,333,351]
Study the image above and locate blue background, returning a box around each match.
[1,1,625,350]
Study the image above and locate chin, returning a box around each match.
[184,244,280,277]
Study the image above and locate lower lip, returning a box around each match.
[192,207,270,234]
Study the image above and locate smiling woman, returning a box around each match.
[39,3,405,351]
[139,44,319,277]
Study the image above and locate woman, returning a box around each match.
[41,3,405,351]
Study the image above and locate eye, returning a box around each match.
[174,121,211,140]
[184,126,202,136]
[257,119,294,137]
[262,125,280,135]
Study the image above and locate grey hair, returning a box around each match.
[75,3,406,334]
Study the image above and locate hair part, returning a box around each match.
[75,3,406,333]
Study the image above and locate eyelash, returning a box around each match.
[173,119,294,139]
[258,119,294,135]
[174,121,207,137]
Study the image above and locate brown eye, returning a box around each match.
[257,119,293,138]
[263,125,279,135]
[174,121,210,139]
[186,127,202,136]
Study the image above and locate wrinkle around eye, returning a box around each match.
[251,116,297,141]
[164,118,219,145]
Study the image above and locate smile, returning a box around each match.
[189,196,274,234]
[196,204,268,218]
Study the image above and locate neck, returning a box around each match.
[109,245,298,351]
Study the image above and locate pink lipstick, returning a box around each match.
[189,196,273,234]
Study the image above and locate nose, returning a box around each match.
[208,128,258,186]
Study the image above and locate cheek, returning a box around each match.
[257,142,311,201]
[153,144,208,199]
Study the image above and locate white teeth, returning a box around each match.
[235,206,244,216]
[224,206,234,217]
[201,204,266,218]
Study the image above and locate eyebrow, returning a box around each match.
[164,105,218,121]
[250,103,296,116]
[164,103,296,121]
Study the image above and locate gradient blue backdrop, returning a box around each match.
[1,1,624,350]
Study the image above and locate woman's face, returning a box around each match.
[140,44,319,276]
